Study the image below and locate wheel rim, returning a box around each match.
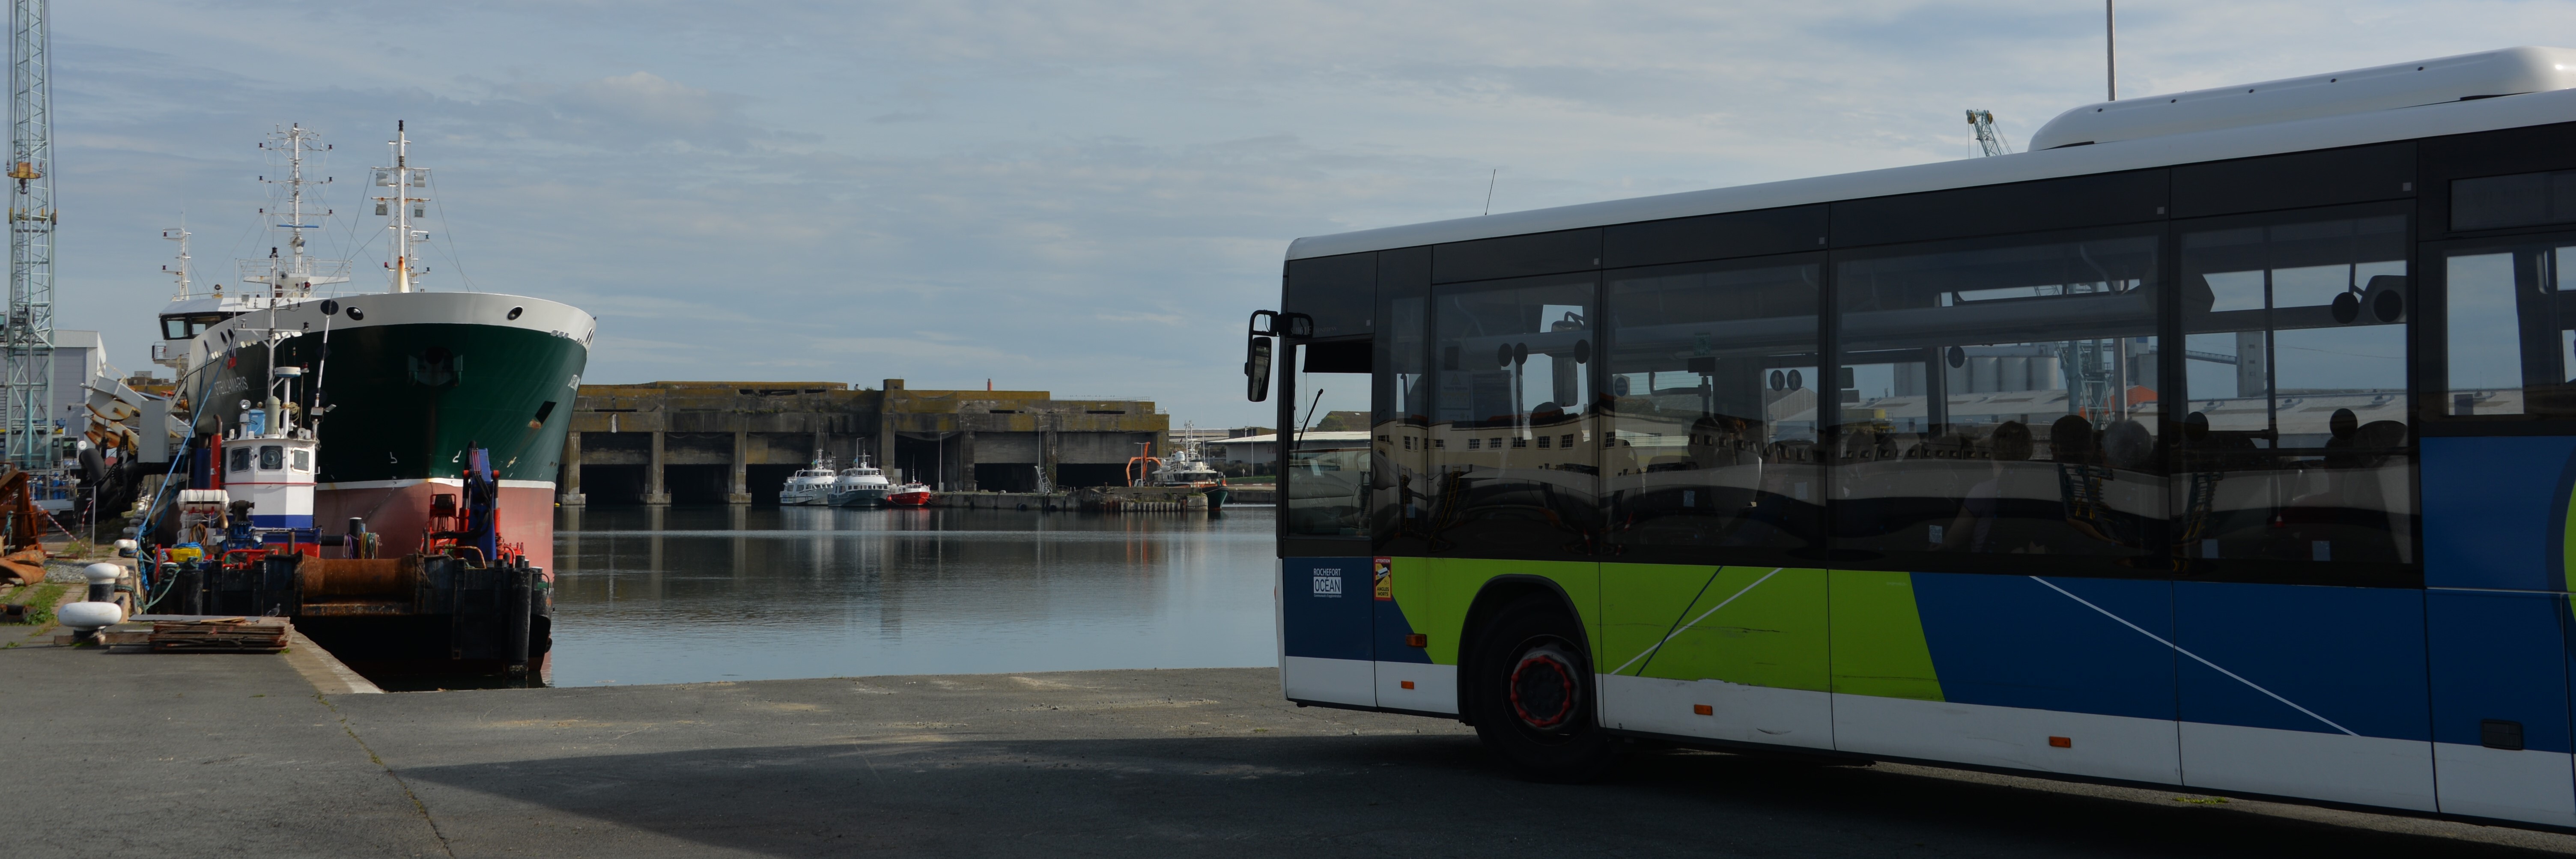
[1508,641,1580,731]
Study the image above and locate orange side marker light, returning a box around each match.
[1399,680,1415,690]
[1693,704,1713,716]
[2049,736,2072,748]
[1404,633,1428,648]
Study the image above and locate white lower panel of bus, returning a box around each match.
[1834,695,2182,785]
[2434,742,2576,826]
[1599,675,1833,751]
[2180,722,2434,811]
[1374,664,1458,714]
[1282,656,1374,707]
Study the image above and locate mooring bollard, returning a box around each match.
[83,563,120,604]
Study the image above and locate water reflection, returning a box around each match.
[549,506,1277,686]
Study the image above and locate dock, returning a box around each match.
[6,630,2573,856]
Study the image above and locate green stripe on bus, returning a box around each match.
[1601,564,1829,692]
[1827,569,1944,701]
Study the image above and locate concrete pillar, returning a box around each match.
[558,431,585,506]
[645,430,671,505]
[960,430,978,492]
[727,430,751,504]
[876,388,899,485]
[1041,413,1060,492]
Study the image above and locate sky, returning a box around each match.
[45,0,2576,428]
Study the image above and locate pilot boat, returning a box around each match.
[826,455,893,507]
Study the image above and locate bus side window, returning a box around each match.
[2435,237,2576,417]
[2176,204,2413,571]
[1422,272,1598,558]
[1832,227,2162,566]
[1602,255,1823,558]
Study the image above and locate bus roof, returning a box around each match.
[1285,47,2576,262]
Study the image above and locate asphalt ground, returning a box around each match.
[9,634,2576,858]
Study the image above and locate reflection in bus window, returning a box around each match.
[1424,273,1597,557]
[2441,240,2576,417]
[1287,339,1373,539]
[1603,257,1822,556]
[1832,228,2162,563]
[2176,207,2412,568]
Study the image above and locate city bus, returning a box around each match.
[1250,46,2576,831]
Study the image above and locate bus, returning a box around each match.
[1250,46,2576,831]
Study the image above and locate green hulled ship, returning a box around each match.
[157,123,593,569]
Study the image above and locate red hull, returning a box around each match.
[886,491,934,507]
[312,481,557,575]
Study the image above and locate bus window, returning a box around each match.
[2176,205,2412,570]
[1832,227,2162,565]
[1423,272,1598,558]
[1603,256,1822,558]
[1286,337,1373,539]
[2434,237,2576,418]
[1372,253,1431,548]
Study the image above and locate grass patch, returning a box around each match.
[15,582,68,629]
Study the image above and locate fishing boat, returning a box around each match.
[826,455,892,507]
[886,480,934,507]
[779,453,837,505]
[154,123,590,572]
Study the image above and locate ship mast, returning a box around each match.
[243,124,347,299]
[373,121,429,293]
[161,221,188,300]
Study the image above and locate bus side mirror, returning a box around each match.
[1246,337,1274,403]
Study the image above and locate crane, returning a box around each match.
[5,0,50,472]
[1967,109,2012,158]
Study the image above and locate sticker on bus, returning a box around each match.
[1312,570,1343,597]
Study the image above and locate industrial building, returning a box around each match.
[558,380,1169,504]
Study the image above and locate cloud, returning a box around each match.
[45,0,2576,428]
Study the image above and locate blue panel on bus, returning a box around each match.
[2174,582,2428,740]
[1282,557,1373,661]
[1912,573,2175,721]
[2422,435,2576,592]
[2427,589,2572,753]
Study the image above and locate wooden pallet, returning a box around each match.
[146,617,291,653]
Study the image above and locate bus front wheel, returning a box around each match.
[1467,594,1622,782]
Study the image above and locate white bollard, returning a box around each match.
[57,601,122,629]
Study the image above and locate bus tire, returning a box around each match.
[1467,593,1621,782]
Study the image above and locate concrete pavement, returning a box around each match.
[8,635,2576,857]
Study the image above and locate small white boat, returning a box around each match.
[827,456,894,507]
[778,453,837,506]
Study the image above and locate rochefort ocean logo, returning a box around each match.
[1311,567,1343,597]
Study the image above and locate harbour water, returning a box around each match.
[547,506,1278,686]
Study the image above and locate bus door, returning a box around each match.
[2420,232,2576,827]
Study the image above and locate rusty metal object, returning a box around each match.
[295,555,423,614]
[0,547,44,585]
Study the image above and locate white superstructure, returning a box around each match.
[779,453,836,505]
